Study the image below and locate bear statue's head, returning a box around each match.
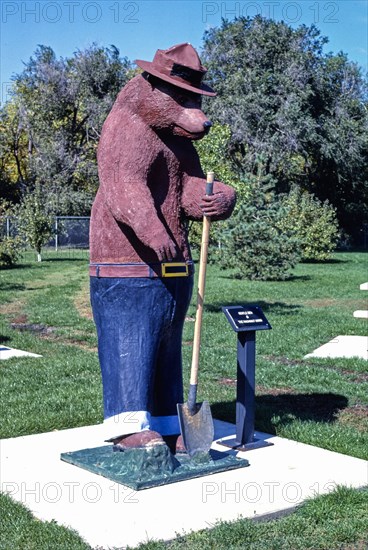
[130,43,216,141]
[137,75,212,140]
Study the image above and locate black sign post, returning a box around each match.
[218,305,273,451]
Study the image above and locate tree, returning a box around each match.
[308,53,368,241]
[0,101,29,202]
[15,184,53,261]
[190,122,244,249]
[1,45,132,214]
[195,123,244,195]
[201,17,368,242]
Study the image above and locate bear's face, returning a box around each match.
[135,75,212,141]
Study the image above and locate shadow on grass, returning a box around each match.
[0,282,26,292]
[0,263,42,270]
[216,273,313,282]
[301,258,348,265]
[281,274,312,282]
[42,257,89,262]
[0,263,33,271]
[212,392,348,433]
[205,300,302,316]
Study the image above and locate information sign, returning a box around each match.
[222,305,271,332]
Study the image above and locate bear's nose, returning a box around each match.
[203,120,212,134]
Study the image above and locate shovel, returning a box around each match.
[177,171,215,458]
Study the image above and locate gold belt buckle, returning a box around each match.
[161,263,189,277]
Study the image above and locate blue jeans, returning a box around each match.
[90,276,193,436]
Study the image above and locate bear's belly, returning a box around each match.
[89,195,191,264]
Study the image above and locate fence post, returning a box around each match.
[55,217,58,252]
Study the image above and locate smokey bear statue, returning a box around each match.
[90,43,236,453]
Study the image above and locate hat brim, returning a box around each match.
[135,60,216,97]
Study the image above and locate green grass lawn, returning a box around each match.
[0,249,367,549]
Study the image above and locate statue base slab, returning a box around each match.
[60,443,249,490]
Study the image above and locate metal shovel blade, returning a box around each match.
[177,401,214,457]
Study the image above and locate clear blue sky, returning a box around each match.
[1,1,367,105]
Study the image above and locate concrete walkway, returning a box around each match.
[1,421,367,549]
[353,281,368,319]
[0,346,42,359]
[305,335,368,360]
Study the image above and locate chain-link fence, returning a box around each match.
[51,216,90,249]
[0,216,90,249]
[0,216,18,239]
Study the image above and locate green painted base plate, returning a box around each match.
[60,444,249,491]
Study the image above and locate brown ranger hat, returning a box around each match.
[135,43,216,97]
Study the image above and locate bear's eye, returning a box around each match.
[176,95,189,106]
[176,94,201,108]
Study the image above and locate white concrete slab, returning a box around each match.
[1,421,367,549]
[0,346,42,360]
[360,282,368,291]
[305,335,368,360]
[353,310,368,319]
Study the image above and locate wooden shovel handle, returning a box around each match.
[190,171,214,387]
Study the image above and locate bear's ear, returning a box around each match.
[142,72,155,91]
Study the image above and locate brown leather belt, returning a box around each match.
[89,262,194,278]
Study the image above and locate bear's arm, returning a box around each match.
[181,150,236,221]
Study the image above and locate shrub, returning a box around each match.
[0,201,22,267]
[218,178,301,280]
[280,186,339,261]
[0,237,21,267]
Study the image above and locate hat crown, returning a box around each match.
[157,43,204,72]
